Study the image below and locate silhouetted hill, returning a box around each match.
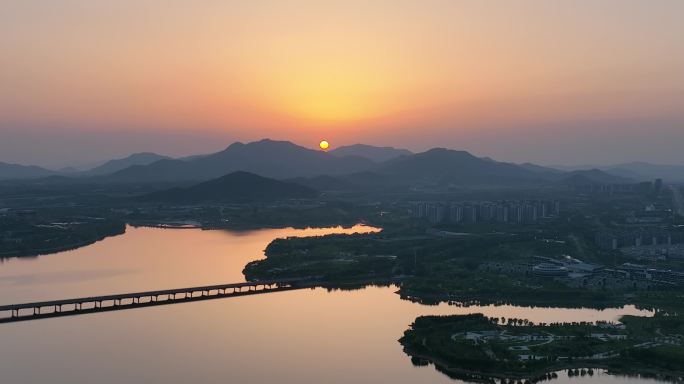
[518,162,563,175]
[547,162,682,182]
[84,152,170,175]
[599,167,647,181]
[374,148,546,186]
[0,162,56,180]
[286,175,356,192]
[143,171,318,203]
[329,144,412,162]
[557,169,633,186]
[107,139,374,182]
[603,162,684,182]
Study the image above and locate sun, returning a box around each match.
[319,140,330,150]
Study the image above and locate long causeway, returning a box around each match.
[0,278,313,323]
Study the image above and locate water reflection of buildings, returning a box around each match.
[410,200,560,225]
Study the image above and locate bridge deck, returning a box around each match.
[0,278,313,323]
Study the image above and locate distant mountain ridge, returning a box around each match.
[0,152,170,180]
[0,162,56,180]
[604,162,684,182]
[114,143,553,187]
[1,139,652,188]
[329,144,412,162]
[143,171,318,203]
[107,139,375,182]
[557,169,633,186]
[373,148,548,186]
[295,150,633,191]
[549,162,684,182]
[84,152,170,175]
[517,162,564,175]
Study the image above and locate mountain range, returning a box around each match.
[106,139,374,182]
[0,162,56,180]
[112,142,570,188]
[143,171,318,203]
[0,139,660,189]
[550,162,684,182]
[329,144,412,162]
[373,148,546,186]
[602,162,684,182]
[556,169,633,186]
[0,153,169,180]
[83,152,170,175]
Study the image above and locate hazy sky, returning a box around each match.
[1,1,683,168]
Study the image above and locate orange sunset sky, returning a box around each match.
[1,1,684,167]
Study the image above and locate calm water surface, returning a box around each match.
[0,226,660,384]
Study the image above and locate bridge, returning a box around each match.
[0,278,315,324]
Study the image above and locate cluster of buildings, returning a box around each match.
[481,256,602,279]
[543,260,684,290]
[598,263,684,288]
[624,202,673,224]
[595,228,679,250]
[484,255,684,290]
[533,257,684,288]
[572,179,663,195]
[531,256,603,277]
[409,200,560,225]
[620,243,684,260]
[595,228,684,260]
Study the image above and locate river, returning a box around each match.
[0,225,661,384]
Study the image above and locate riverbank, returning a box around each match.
[0,220,126,259]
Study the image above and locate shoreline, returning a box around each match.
[0,225,126,260]
[401,345,684,382]
[0,220,378,260]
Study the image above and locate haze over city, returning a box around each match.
[4,3,684,384]
[2,1,684,167]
